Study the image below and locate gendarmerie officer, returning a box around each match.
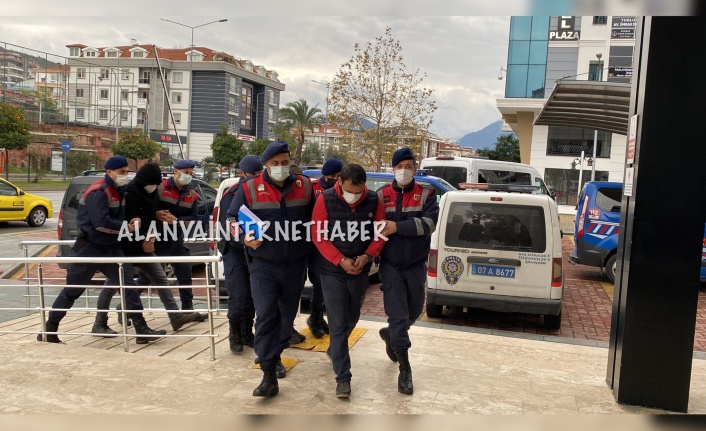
[155,159,202,311]
[39,156,165,344]
[306,158,343,338]
[311,163,386,398]
[377,147,439,395]
[219,155,262,353]
[226,141,314,397]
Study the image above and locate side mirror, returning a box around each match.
[19,190,25,196]
[549,190,557,200]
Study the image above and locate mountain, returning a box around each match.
[458,120,512,150]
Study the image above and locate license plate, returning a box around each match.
[471,264,516,278]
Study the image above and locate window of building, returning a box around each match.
[99,109,108,120]
[546,125,612,158]
[172,92,182,104]
[76,108,85,118]
[132,51,143,58]
[85,51,96,57]
[76,88,84,98]
[120,110,129,121]
[588,61,602,81]
[505,16,549,98]
[69,47,80,57]
[545,168,609,205]
[100,89,109,99]
[172,71,183,83]
[268,107,275,122]
[77,68,86,79]
[100,68,109,79]
[593,16,608,24]
[229,76,237,93]
[121,69,130,80]
[229,96,237,112]
[121,90,129,100]
[140,71,150,84]
[106,51,118,58]
[268,89,275,104]
[229,116,237,132]
[240,85,253,129]
[174,113,181,124]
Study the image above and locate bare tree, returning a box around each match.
[328,26,437,169]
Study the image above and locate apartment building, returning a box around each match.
[0,51,38,88]
[64,43,284,161]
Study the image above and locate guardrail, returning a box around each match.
[3,246,223,360]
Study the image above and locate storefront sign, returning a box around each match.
[149,132,187,145]
[611,16,636,39]
[608,67,633,77]
[238,134,256,142]
[549,16,580,40]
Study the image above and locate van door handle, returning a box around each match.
[466,256,522,267]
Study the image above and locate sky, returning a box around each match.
[0,15,511,141]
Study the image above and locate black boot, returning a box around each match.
[307,309,329,339]
[289,328,306,345]
[37,321,63,344]
[379,327,397,362]
[242,319,255,348]
[169,312,201,331]
[116,305,132,327]
[229,319,243,353]
[275,360,286,379]
[132,316,167,345]
[91,312,118,336]
[181,300,194,310]
[253,362,279,397]
[396,350,414,395]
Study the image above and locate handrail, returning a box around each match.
[0,256,220,264]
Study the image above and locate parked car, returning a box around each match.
[57,174,217,268]
[419,156,554,198]
[0,177,53,227]
[569,181,706,283]
[426,183,564,329]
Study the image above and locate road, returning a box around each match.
[0,190,64,274]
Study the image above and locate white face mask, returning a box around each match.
[343,191,361,204]
[177,172,192,186]
[144,184,157,193]
[394,169,414,186]
[114,175,129,187]
[269,165,290,182]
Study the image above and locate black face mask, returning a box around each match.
[321,177,337,189]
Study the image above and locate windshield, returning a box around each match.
[423,165,467,189]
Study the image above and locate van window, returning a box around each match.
[596,187,622,212]
[423,166,467,189]
[478,169,531,185]
[444,202,546,252]
[66,185,88,210]
[534,177,550,195]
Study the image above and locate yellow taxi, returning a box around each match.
[0,177,53,227]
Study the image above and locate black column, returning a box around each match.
[606,17,706,412]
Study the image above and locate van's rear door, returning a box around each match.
[437,194,553,299]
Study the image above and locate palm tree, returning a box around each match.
[278,99,322,165]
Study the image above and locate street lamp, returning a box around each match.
[160,17,228,160]
[311,79,330,159]
[590,53,604,181]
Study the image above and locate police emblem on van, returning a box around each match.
[441,256,464,286]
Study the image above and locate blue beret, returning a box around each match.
[104,155,128,170]
[173,159,196,169]
[321,159,343,176]
[239,155,263,173]
[261,141,290,162]
[391,147,416,167]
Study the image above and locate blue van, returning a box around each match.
[569,181,706,283]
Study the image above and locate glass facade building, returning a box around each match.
[505,16,549,98]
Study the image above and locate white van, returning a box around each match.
[420,156,553,197]
[426,184,564,329]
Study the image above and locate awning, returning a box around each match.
[533,80,632,135]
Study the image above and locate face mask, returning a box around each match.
[114,175,128,187]
[395,169,414,186]
[143,184,157,193]
[343,191,361,204]
[269,165,290,182]
[177,172,192,186]
[322,177,337,188]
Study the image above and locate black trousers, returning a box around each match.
[249,257,307,367]
[379,261,427,352]
[320,272,369,383]
[307,251,324,313]
[155,241,193,302]
[49,245,143,324]
[222,245,255,323]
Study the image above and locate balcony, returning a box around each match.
[138,78,151,88]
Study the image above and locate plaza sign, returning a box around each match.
[549,16,580,41]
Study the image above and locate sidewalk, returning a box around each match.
[2,312,706,414]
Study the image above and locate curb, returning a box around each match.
[1,245,51,280]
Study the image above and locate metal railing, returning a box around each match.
[3,245,223,360]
